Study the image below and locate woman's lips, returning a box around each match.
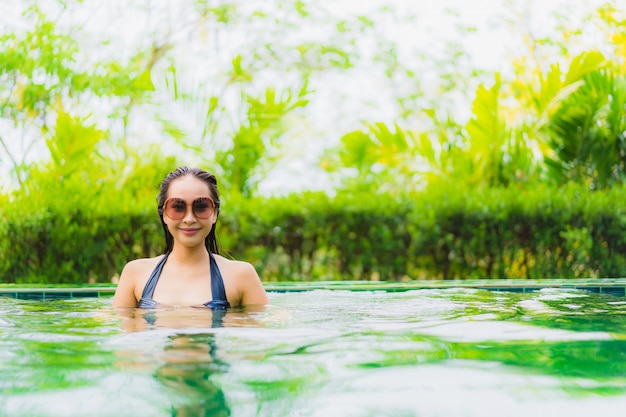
[180,228,201,235]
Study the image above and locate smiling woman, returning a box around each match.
[112,166,269,310]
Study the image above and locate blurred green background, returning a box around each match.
[2,0,626,284]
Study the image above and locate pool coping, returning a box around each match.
[1,278,626,299]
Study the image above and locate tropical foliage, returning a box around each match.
[1,0,626,282]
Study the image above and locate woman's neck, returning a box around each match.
[168,245,210,264]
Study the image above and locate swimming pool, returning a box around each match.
[1,286,626,416]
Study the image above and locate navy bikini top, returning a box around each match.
[138,252,231,310]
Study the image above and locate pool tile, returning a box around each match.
[44,292,74,300]
[600,287,626,296]
[17,293,44,300]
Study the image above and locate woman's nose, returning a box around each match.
[182,205,196,221]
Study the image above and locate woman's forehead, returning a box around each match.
[168,175,211,196]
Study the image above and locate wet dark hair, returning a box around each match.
[156,166,221,254]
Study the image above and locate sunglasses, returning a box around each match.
[162,196,217,220]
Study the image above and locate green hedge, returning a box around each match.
[2,184,626,284]
[0,210,161,284]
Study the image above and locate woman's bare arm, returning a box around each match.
[112,261,141,308]
[236,262,269,307]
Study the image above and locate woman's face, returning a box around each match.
[162,175,218,248]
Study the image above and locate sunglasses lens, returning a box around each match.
[192,198,213,218]
[165,198,187,220]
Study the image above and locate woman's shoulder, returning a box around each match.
[113,255,166,307]
[213,253,268,306]
[213,254,258,277]
[122,255,166,275]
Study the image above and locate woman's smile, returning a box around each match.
[180,228,201,235]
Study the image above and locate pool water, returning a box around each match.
[1,288,626,417]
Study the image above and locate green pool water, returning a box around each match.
[1,285,626,416]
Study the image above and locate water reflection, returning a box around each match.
[110,306,271,416]
[156,333,230,417]
[2,289,626,416]
[113,305,268,331]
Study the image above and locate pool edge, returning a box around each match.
[2,278,626,299]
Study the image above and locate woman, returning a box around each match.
[112,166,269,309]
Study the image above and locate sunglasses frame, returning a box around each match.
[162,196,217,220]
